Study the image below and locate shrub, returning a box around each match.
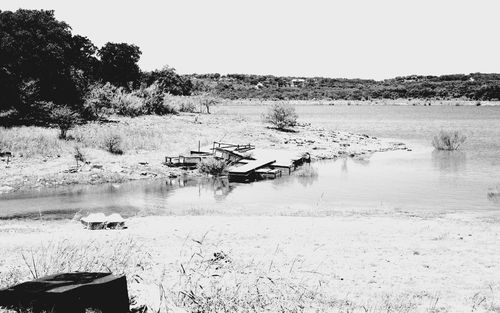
[83,82,117,120]
[198,95,219,114]
[74,145,86,167]
[102,132,124,154]
[112,89,145,117]
[49,105,78,139]
[165,95,198,113]
[264,102,298,130]
[197,157,227,176]
[141,83,176,115]
[432,130,467,150]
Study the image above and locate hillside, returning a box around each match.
[187,73,500,101]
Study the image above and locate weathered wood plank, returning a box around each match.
[228,159,275,174]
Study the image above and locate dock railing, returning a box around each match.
[212,142,255,153]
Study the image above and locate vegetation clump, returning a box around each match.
[197,158,227,176]
[49,105,78,139]
[295,165,318,177]
[102,132,124,155]
[73,146,86,168]
[432,130,467,150]
[264,102,298,130]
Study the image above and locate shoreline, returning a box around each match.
[0,210,499,312]
[0,112,409,195]
[219,99,500,107]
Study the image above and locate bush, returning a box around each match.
[164,95,198,113]
[432,130,467,150]
[112,89,145,117]
[83,83,117,120]
[264,102,298,130]
[49,105,78,139]
[197,157,227,176]
[141,83,177,115]
[198,95,219,114]
[102,132,124,154]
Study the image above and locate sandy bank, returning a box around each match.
[0,211,499,312]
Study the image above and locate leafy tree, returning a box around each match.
[98,42,141,88]
[0,9,98,113]
[83,82,117,120]
[141,66,192,96]
[264,102,298,130]
[50,105,78,139]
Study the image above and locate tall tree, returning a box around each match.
[0,9,98,113]
[98,42,141,88]
[141,66,193,96]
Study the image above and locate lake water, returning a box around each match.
[1,105,499,219]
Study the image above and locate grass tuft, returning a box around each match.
[432,130,467,150]
[197,157,227,176]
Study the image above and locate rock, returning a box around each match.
[92,164,103,169]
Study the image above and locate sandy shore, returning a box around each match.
[0,112,408,194]
[1,211,499,312]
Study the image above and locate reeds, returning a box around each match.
[197,157,227,176]
[432,130,467,150]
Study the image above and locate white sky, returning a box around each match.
[2,0,500,80]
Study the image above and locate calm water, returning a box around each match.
[1,105,499,218]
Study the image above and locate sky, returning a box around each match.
[2,0,500,80]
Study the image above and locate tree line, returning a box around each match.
[0,9,192,125]
[2,9,499,128]
[186,73,500,101]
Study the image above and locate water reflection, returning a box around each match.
[2,147,500,219]
[487,188,500,204]
[295,164,319,187]
[340,157,370,174]
[432,150,466,173]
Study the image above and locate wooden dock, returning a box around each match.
[165,141,310,182]
[164,156,204,168]
[227,159,276,181]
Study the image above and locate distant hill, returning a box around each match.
[185,73,500,101]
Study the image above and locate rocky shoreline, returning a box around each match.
[0,115,409,195]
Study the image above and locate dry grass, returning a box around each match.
[1,218,499,313]
[0,115,210,160]
[68,116,210,152]
[0,236,449,313]
[0,126,64,157]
